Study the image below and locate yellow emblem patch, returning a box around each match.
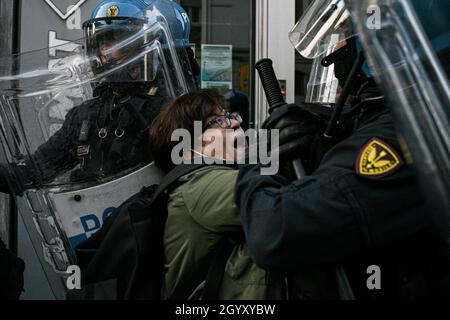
[356,138,403,179]
[147,87,159,96]
[107,5,119,17]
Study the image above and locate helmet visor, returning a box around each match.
[84,18,145,62]
[289,0,356,59]
[306,53,340,105]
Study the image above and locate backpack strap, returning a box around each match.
[152,164,207,202]
[202,240,236,300]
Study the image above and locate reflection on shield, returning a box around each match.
[305,48,340,105]
[0,7,195,298]
[0,193,11,247]
[348,0,450,240]
[289,0,356,59]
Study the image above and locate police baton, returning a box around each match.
[255,58,356,300]
[255,59,306,178]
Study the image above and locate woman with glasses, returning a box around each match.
[149,89,284,300]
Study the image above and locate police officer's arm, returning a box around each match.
[236,165,363,271]
[0,165,15,194]
[0,238,25,299]
[30,107,80,181]
[236,113,431,272]
[0,107,79,195]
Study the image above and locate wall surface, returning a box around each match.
[20,0,97,52]
[254,0,295,128]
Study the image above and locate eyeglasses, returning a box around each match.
[205,112,243,129]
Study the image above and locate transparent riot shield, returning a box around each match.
[0,148,10,246]
[289,0,356,59]
[0,15,195,299]
[348,0,450,242]
[0,194,11,247]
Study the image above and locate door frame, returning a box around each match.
[253,0,296,129]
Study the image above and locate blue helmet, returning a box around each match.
[355,0,450,78]
[89,0,148,21]
[172,1,191,46]
[142,0,191,47]
[83,0,192,75]
[411,0,450,54]
[83,0,149,74]
[410,0,450,77]
[348,0,450,80]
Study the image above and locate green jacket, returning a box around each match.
[162,166,285,300]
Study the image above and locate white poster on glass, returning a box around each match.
[201,44,233,89]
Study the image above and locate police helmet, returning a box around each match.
[83,0,149,76]
[409,0,450,77]
[83,0,193,77]
[141,0,191,47]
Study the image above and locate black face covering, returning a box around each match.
[103,60,142,81]
[93,74,153,99]
[321,37,368,96]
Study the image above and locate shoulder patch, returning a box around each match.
[356,138,404,179]
[147,87,159,96]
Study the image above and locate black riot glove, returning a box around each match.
[0,165,11,194]
[262,104,320,165]
[0,163,28,196]
[0,239,25,300]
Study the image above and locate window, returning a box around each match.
[295,0,314,104]
[178,0,255,127]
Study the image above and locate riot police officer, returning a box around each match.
[0,0,198,195]
[236,0,450,299]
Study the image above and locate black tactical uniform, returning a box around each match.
[0,80,167,195]
[0,238,24,300]
[235,85,450,299]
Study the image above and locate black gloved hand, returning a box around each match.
[0,163,27,196]
[262,104,320,164]
[0,239,25,300]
